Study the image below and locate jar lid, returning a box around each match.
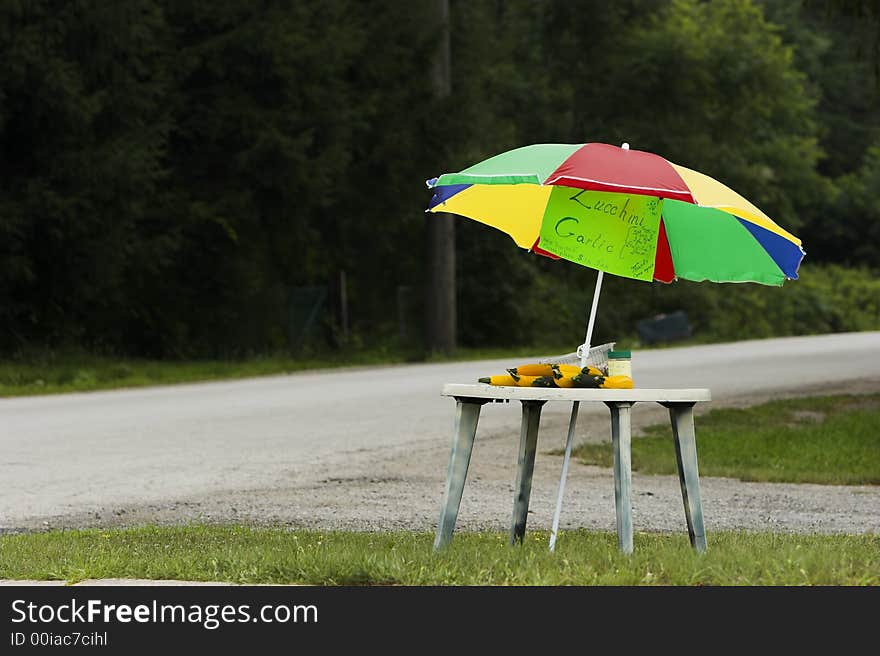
[608,350,631,358]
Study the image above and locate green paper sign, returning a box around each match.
[537,188,661,281]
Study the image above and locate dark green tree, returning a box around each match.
[0,0,171,351]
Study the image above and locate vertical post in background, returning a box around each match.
[339,270,349,344]
[426,0,456,355]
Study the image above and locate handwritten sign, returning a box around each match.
[537,188,661,281]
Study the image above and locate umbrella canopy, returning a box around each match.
[427,142,805,286]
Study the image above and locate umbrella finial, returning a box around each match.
[621,142,630,150]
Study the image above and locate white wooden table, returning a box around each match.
[433,384,712,553]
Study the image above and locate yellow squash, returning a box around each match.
[478,374,517,386]
[513,375,558,387]
[571,373,604,388]
[600,375,634,389]
[507,363,555,378]
[552,364,581,378]
[553,363,604,378]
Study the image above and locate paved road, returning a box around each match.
[2,332,879,528]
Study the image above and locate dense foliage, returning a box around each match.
[0,0,877,357]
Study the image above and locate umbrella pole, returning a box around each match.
[549,269,604,552]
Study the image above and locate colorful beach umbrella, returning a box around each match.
[427,142,804,285]
[426,141,805,550]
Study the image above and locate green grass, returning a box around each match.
[570,394,880,485]
[0,526,877,585]
[0,345,575,397]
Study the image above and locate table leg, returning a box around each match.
[666,402,707,553]
[434,399,486,550]
[510,400,545,545]
[607,401,635,554]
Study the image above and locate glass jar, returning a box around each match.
[607,350,632,378]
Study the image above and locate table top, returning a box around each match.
[442,384,711,403]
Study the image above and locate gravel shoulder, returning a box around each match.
[15,377,880,536]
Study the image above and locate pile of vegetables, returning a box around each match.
[478,363,633,389]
